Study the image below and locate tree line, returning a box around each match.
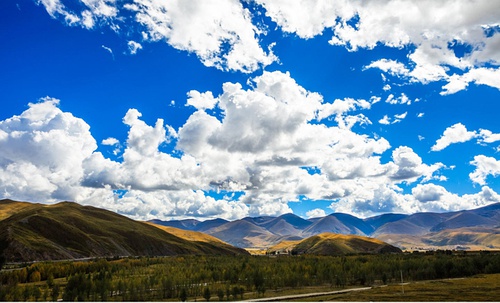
[0,251,499,301]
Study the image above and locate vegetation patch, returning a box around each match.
[1,251,500,301]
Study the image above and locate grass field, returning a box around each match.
[289,274,500,301]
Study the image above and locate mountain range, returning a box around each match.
[0,199,403,263]
[1,199,498,263]
[151,203,500,250]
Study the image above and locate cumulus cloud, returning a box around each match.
[102,137,119,146]
[101,137,121,155]
[388,146,443,183]
[412,183,448,203]
[127,40,142,55]
[257,0,500,93]
[125,0,276,72]
[0,97,97,202]
[365,59,410,77]
[379,115,390,125]
[37,0,276,73]
[411,183,500,213]
[332,181,500,218]
[385,93,412,105]
[175,71,445,214]
[37,0,118,29]
[432,122,500,152]
[317,97,373,129]
[469,155,500,185]
[306,208,327,218]
[431,123,477,151]
[35,0,500,85]
[186,90,218,110]
[441,67,500,95]
[378,112,407,125]
[478,129,500,144]
[2,73,486,220]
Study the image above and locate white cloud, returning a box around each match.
[378,112,407,125]
[124,0,276,72]
[389,146,441,183]
[410,183,500,213]
[175,72,444,215]
[478,129,500,144]
[186,90,218,110]
[257,0,500,93]
[317,97,372,129]
[0,97,97,202]
[0,74,453,220]
[412,183,448,203]
[127,40,142,55]
[331,181,500,218]
[378,115,390,125]
[36,0,80,26]
[37,0,117,29]
[365,59,410,77]
[101,45,114,59]
[306,208,326,218]
[36,0,500,84]
[37,0,276,73]
[101,137,121,155]
[469,155,500,185]
[385,93,412,105]
[431,123,500,152]
[394,112,407,120]
[102,137,119,146]
[441,67,500,95]
[431,123,477,151]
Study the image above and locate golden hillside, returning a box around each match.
[268,232,401,255]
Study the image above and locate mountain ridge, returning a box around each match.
[151,203,500,250]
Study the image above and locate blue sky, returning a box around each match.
[1,0,500,220]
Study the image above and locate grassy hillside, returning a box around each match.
[268,233,402,255]
[0,200,247,262]
[0,199,39,221]
[145,222,247,255]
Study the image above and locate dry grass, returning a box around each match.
[245,248,268,255]
[315,232,386,244]
[0,200,38,221]
[267,240,301,252]
[145,222,226,244]
[290,274,500,301]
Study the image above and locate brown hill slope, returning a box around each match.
[268,233,402,255]
[0,200,248,262]
[0,199,39,221]
[145,223,246,255]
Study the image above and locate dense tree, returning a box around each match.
[0,255,5,271]
[179,288,188,302]
[217,288,225,301]
[51,284,60,302]
[203,287,211,301]
[1,252,500,301]
[29,271,41,283]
